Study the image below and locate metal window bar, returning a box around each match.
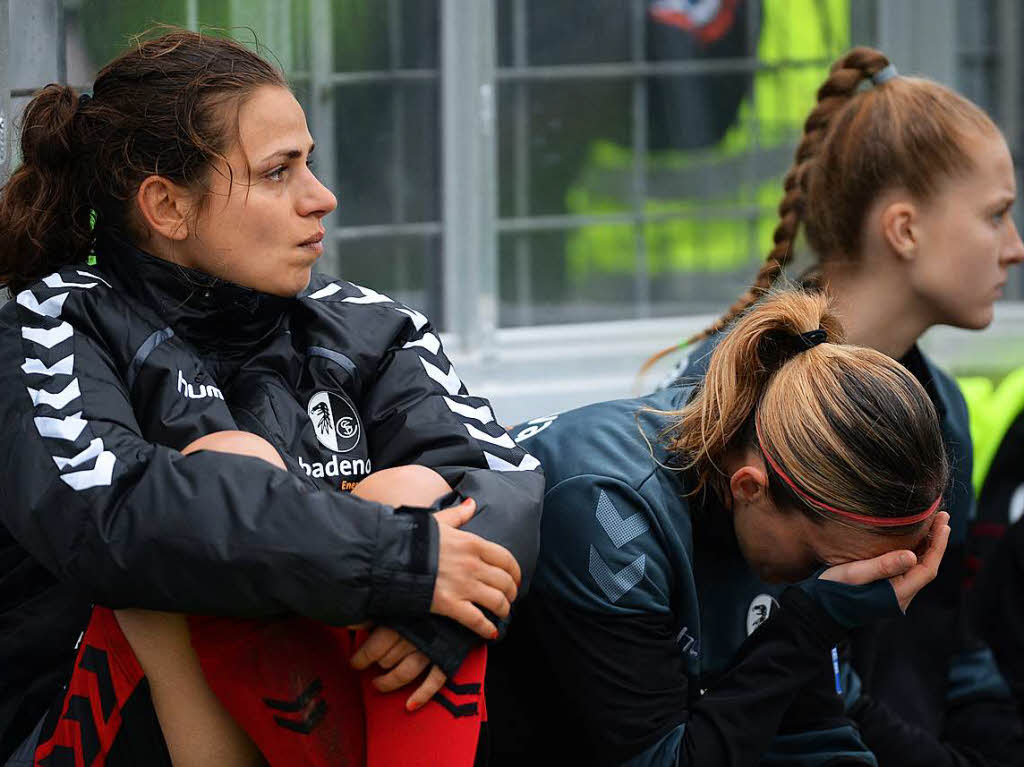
[630,0,649,318]
[0,0,9,184]
[512,0,531,325]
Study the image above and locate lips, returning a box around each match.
[299,230,324,247]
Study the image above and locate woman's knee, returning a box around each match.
[182,430,286,471]
[353,465,452,508]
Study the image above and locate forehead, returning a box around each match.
[235,85,312,157]
[960,131,1015,194]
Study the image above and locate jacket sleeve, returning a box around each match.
[847,638,1024,767]
[518,475,876,767]
[0,301,439,626]
[354,305,546,674]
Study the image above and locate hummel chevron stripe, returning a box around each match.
[443,396,495,424]
[28,379,82,410]
[419,357,463,395]
[53,438,106,470]
[34,412,87,441]
[403,332,441,354]
[43,274,98,289]
[60,451,115,490]
[484,452,541,472]
[595,490,650,548]
[22,322,73,349]
[22,354,74,376]
[465,423,517,449]
[588,546,646,603]
[17,290,69,318]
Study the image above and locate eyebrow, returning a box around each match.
[257,144,316,166]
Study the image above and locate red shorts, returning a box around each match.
[32,607,486,766]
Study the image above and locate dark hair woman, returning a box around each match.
[641,47,1024,765]
[489,289,951,766]
[0,30,543,766]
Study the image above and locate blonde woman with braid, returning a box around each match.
[486,289,951,766]
[643,48,1024,766]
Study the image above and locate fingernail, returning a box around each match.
[900,552,913,567]
[406,699,417,712]
[490,629,499,640]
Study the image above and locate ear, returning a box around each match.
[135,175,195,242]
[879,200,919,261]
[729,464,769,507]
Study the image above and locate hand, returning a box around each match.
[350,626,448,710]
[431,498,521,639]
[819,511,950,611]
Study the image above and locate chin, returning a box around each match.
[270,269,313,298]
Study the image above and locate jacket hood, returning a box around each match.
[95,232,293,357]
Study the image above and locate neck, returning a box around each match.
[820,260,932,360]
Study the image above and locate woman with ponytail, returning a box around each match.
[646,47,1024,765]
[488,289,951,766]
[0,30,543,766]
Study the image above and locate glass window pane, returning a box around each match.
[332,234,442,320]
[332,82,440,228]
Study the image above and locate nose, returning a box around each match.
[299,167,338,219]
[1002,217,1024,267]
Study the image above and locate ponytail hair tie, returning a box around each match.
[871,64,898,85]
[77,93,91,110]
[798,328,827,350]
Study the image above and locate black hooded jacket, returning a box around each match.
[0,236,544,758]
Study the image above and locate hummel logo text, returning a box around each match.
[177,370,224,400]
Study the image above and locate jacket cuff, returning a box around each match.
[779,586,847,650]
[366,506,438,617]
[795,575,902,631]
[390,615,478,677]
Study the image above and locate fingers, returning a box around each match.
[448,601,499,640]
[406,666,448,711]
[918,512,951,571]
[891,512,951,609]
[476,562,518,606]
[471,582,512,620]
[373,651,431,693]
[350,627,402,670]
[433,498,476,529]
[820,548,917,586]
[477,539,522,588]
[378,638,417,670]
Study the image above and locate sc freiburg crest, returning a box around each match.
[307,390,362,453]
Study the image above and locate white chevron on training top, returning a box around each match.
[419,357,463,395]
[403,332,441,355]
[443,396,494,424]
[60,450,115,490]
[34,412,87,441]
[308,282,342,300]
[22,354,74,377]
[28,379,81,410]
[465,422,517,449]
[484,452,541,472]
[342,284,393,305]
[52,437,105,470]
[77,270,112,288]
[397,307,428,331]
[43,273,98,289]
[22,322,73,349]
[17,291,69,318]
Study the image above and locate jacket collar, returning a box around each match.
[95,232,293,356]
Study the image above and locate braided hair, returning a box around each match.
[642,47,997,374]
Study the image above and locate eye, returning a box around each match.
[266,165,286,182]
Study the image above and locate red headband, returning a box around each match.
[754,415,941,528]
